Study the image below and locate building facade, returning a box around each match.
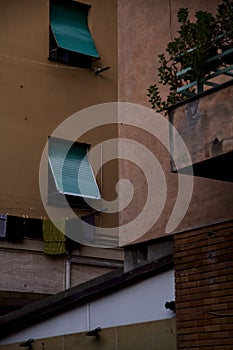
[0,0,233,349]
[0,0,123,314]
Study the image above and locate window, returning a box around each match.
[48,137,101,208]
[49,0,99,68]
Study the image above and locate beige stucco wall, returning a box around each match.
[1,0,232,254]
[117,0,233,244]
[0,0,118,225]
[0,0,121,307]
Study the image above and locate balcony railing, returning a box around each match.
[176,46,233,97]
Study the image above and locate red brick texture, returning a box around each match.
[174,221,233,350]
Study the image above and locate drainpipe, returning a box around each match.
[86,303,90,331]
[65,257,71,289]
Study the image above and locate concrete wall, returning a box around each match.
[0,318,176,350]
[117,0,233,244]
[0,269,175,344]
[0,235,123,313]
[0,238,123,312]
[170,83,233,180]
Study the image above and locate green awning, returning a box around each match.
[49,138,101,199]
[50,0,99,58]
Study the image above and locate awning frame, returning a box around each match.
[48,137,101,208]
[49,0,100,68]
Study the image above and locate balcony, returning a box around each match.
[169,80,233,182]
[168,40,233,182]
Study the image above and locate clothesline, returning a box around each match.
[0,214,96,255]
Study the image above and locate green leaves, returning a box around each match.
[147,0,233,112]
[217,0,233,38]
[177,8,189,24]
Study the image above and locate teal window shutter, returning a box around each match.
[49,137,101,200]
[50,0,99,62]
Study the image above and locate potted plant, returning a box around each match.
[147,0,233,113]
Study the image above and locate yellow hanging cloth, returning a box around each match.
[43,220,66,255]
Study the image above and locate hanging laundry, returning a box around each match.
[65,214,96,246]
[82,214,95,242]
[24,218,43,239]
[5,215,24,241]
[0,214,7,239]
[65,217,82,251]
[65,236,81,253]
[43,220,66,255]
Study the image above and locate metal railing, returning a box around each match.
[176,47,233,96]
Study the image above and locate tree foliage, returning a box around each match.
[147,0,233,113]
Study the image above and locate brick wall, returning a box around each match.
[174,220,233,349]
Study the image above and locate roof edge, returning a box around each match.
[0,255,173,339]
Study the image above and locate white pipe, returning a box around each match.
[65,257,71,289]
[86,303,90,331]
[100,143,103,192]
